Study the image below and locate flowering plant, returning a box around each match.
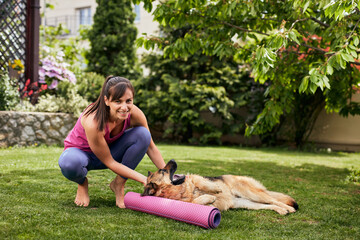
[20,79,48,104]
[21,79,48,98]
[8,59,24,74]
[39,46,76,89]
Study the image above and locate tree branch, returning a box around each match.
[220,21,270,36]
[350,61,360,66]
[300,42,328,53]
[310,17,330,28]
[347,16,360,41]
[289,18,309,31]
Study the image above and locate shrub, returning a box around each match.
[346,168,360,184]
[86,0,141,79]
[136,53,265,145]
[15,87,89,117]
[76,72,105,102]
[0,70,20,110]
[135,25,266,145]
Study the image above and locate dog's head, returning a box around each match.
[141,159,186,196]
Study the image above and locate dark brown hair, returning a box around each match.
[84,75,135,131]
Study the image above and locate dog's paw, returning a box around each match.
[274,207,289,215]
[193,195,217,205]
[210,184,223,194]
[209,195,217,204]
[287,206,296,213]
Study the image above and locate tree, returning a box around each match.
[134,0,360,146]
[134,25,266,144]
[87,0,141,79]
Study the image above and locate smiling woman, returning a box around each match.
[58,75,166,208]
[104,87,133,123]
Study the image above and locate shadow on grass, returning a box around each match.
[1,160,359,239]
[0,160,358,207]
[179,144,353,157]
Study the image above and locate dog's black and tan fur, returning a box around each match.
[142,160,298,215]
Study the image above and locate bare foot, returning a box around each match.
[110,175,127,208]
[74,177,90,207]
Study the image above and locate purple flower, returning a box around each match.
[63,69,77,83]
[49,80,59,89]
[46,71,64,81]
[39,67,46,83]
[38,54,76,87]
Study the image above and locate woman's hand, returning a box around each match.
[141,176,147,187]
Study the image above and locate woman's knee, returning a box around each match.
[130,126,151,147]
[58,148,88,183]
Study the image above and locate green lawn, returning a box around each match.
[1,145,359,239]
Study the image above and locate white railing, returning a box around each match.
[43,15,92,36]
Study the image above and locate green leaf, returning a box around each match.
[144,39,151,50]
[299,76,309,93]
[339,57,346,69]
[271,35,284,49]
[349,44,357,50]
[309,82,318,94]
[45,3,55,9]
[213,43,224,56]
[135,37,144,48]
[354,36,359,46]
[309,68,316,75]
[341,52,354,62]
[303,1,310,13]
[326,64,334,75]
[350,50,358,58]
[328,56,336,67]
[289,30,300,45]
[264,48,276,62]
[322,75,331,89]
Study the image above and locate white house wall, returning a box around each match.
[40,0,159,38]
[308,93,360,151]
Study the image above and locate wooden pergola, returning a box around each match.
[0,0,40,88]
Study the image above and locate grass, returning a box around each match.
[1,144,360,240]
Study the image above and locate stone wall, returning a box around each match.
[0,111,77,148]
[1,109,359,151]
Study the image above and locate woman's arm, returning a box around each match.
[131,105,166,169]
[82,114,147,185]
[147,139,166,169]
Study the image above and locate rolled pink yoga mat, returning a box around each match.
[124,192,221,229]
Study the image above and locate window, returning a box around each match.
[134,4,140,22]
[77,7,91,26]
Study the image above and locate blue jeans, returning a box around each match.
[58,126,151,184]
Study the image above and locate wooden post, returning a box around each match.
[26,0,40,84]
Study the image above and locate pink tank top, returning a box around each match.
[64,112,131,152]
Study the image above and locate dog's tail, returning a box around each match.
[267,191,299,210]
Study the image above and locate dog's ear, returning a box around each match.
[147,171,152,177]
[164,159,177,171]
[142,186,156,196]
[171,174,186,185]
[166,159,179,183]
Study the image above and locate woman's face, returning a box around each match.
[105,88,134,122]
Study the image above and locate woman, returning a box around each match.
[58,76,166,208]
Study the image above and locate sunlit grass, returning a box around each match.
[1,145,359,239]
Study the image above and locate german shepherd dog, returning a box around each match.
[142,160,298,215]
